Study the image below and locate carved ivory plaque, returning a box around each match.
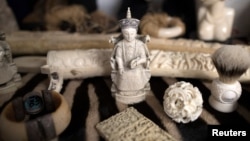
[96,107,176,141]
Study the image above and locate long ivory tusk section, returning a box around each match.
[41,48,250,83]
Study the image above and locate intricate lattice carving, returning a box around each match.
[163,81,203,123]
[43,49,217,74]
[150,50,215,71]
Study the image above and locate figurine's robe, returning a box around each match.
[111,39,150,91]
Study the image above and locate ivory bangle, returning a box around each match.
[0,91,71,141]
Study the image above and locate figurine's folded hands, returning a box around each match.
[130,57,147,69]
[118,68,124,75]
[130,58,138,69]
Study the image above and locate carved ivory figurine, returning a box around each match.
[110,7,151,104]
[197,0,235,41]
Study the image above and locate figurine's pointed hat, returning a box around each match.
[119,7,140,29]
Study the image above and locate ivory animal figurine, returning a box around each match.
[110,7,151,104]
[163,81,203,123]
[209,45,250,113]
[0,32,21,106]
[197,0,235,41]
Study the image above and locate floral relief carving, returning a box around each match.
[96,107,176,141]
[42,48,250,93]
[150,50,216,71]
[44,49,249,80]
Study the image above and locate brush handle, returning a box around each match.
[209,79,241,113]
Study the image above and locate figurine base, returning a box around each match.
[208,95,237,113]
[114,91,147,104]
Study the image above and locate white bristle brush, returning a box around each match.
[212,45,250,83]
[209,45,250,113]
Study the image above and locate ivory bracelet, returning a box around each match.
[0,91,71,141]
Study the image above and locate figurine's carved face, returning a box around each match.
[122,27,137,42]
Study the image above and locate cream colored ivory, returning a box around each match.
[109,8,152,104]
[7,31,250,55]
[0,91,71,141]
[41,48,250,93]
[209,79,242,113]
[96,107,177,141]
[157,17,184,38]
[13,56,46,73]
[158,26,183,39]
[163,81,203,123]
[196,0,235,41]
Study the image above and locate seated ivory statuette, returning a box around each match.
[41,47,250,93]
[109,7,151,104]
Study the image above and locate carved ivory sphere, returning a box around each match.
[163,81,203,123]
